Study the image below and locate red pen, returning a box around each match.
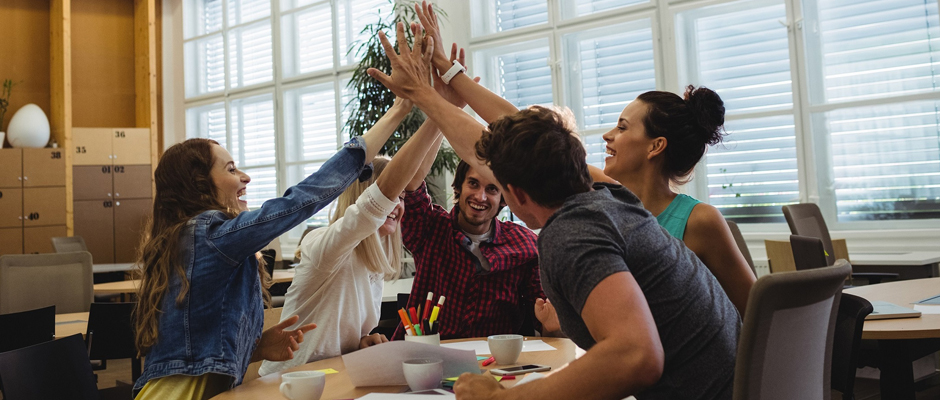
[501,375,516,380]
[422,292,434,320]
[409,307,419,333]
[482,356,495,366]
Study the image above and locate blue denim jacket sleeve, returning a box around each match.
[205,137,370,264]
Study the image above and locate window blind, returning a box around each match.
[497,46,553,108]
[564,20,655,130]
[282,3,334,77]
[495,0,548,32]
[231,95,276,168]
[338,0,393,66]
[185,35,226,97]
[186,102,228,150]
[228,0,270,26]
[561,0,647,19]
[229,21,274,88]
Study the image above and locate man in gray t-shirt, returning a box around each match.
[539,182,739,400]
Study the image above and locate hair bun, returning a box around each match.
[684,85,726,146]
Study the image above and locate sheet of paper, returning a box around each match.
[342,341,479,387]
[357,392,455,399]
[913,304,940,314]
[440,340,557,355]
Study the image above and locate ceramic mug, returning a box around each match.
[402,358,444,391]
[403,332,441,346]
[487,334,523,365]
[279,370,326,400]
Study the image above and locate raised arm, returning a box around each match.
[415,1,518,122]
[360,97,412,162]
[368,23,498,186]
[377,116,441,200]
[407,130,444,191]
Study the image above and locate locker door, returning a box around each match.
[23,187,67,227]
[72,128,114,166]
[73,200,115,263]
[111,128,151,165]
[0,148,23,188]
[73,165,114,201]
[0,188,23,228]
[112,165,152,199]
[24,225,67,254]
[22,148,66,187]
[0,227,23,255]
[113,198,151,262]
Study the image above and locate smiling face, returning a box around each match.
[378,192,406,237]
[602,100,657,183]
[455,168,502,235]
[209,144,251,212]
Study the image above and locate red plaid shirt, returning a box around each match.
[393,182,543,340]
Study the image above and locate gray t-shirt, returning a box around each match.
[539,183,739,400]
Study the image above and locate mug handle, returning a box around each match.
[279,381,293,399]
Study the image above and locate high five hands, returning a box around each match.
[367,22,435,101]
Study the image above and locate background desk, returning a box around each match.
[213,337,578,400]
[845,277,940,399]
[55,312,88,339]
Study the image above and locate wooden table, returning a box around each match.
[212,337,579,399]
[55,311,89,339]
[845,277,940,399]
[93,263,137,274]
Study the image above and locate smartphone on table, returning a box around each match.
[489,364,551,376]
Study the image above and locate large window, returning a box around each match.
[470,0,940,230]
[182,0,391,229]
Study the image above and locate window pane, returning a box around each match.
[559,0,648,19]
[229,21,274,88]
[706,115,800,223]
[183,0,223,38]
[287,162,334,227]
[185,102,228,149]
[819,100,940,221]
[337,0,394,67]
[475,39,553,108]
[809,0,940,104]
[679,1,792,114]
[282,3,334,77]
[231,94,276,168]
[563,19,655,130]
[184,34,226,97]
[284,83,340,164]
[281,0,320,11]
[340,78,355,138]
[473,0,548,36]
[243,166,278,209]
[583,132,608,169]
[227,0,270,26]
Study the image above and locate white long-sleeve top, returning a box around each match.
[258,183,398,376]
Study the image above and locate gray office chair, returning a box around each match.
[51,236,89,253]
[830,293,873,400]
[790,235,830,271]
[733,260,851,400]
[0,251,94,314]
[727,220,757,277]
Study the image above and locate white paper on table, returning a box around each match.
[440,340,557,355]
[913,304,940,314]
[342,341,479,387]
[357,392,455,399]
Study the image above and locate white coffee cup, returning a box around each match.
[402,358,444,391]
[279,370,326,400]
[487,334,523,365]
[404,332,441,346]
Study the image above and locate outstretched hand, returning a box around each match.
[251,315,316,362]
[414,1,449,71]
[368,22,435,101]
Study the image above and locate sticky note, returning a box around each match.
[477,356,489,360]
[314,368,339,374]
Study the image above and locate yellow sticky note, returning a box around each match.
[314,368,339,375]
[494,376,503,382]
[445,377,460,382]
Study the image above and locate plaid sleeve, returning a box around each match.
[401,181,436,253]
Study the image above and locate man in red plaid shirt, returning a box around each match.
[392,157,543,340]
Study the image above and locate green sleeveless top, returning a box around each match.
[656,194,701,240]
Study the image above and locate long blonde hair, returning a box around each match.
[133,139,272,356]
[330,157,403,280]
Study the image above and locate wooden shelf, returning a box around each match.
[1,0,159,236]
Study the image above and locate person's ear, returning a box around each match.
[505,184,528,206]
[648,137,667,160]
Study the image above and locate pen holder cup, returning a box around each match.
[404,332,441,346]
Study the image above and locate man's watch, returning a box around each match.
[441,60,467,85]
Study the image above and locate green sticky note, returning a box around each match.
[477,356,489,361]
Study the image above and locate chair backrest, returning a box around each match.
[0,252,94,314]
[0,305,55,353]
[727,220,757,277]
[51,236,89,253]
[782,203,836,265]
[830,293,873,400]
[0,334,100,400]
[86,302,141,382]
[790,235,830,271]
[734,260,851,400]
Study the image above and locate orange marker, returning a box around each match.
[398,308,415,336]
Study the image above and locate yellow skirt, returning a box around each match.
[135,373,233,400]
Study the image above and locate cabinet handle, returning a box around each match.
[115,193,120,197]
[22,176,27,181]
[108,193,112,197]
[116,201,121,206]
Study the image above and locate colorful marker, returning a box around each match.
[422,292,434,320]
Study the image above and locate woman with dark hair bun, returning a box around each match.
[594,85,755,316]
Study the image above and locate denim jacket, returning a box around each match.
[135,137,370,392]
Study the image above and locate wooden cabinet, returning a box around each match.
[71,128,152,262]
[0,148,68,255]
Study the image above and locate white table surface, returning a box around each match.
[92,263,136,274]
[382,277,413,302]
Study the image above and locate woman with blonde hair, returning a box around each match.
[259,98,449,375]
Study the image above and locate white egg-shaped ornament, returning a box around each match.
[7,104,51,148]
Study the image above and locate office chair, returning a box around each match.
[830,293,873,400]
[51,236,89,253]
[0,334,100,400]
[734,260,851,400]
[727,220,757,277]
[790,235,830,271]
[0,305,55,353]
[0,252,93,314]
